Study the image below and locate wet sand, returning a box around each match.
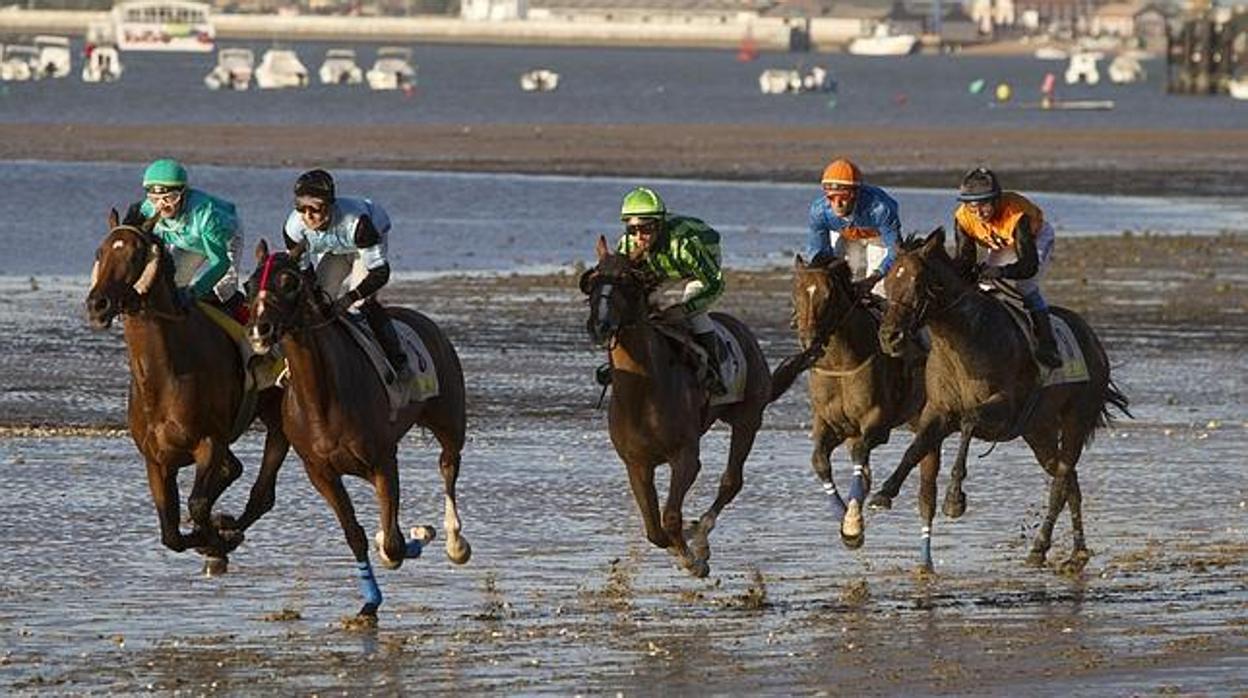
[1,233,1246,693]
[3,122,1248,197]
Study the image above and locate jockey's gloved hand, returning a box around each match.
[976,263,1004,281]
[853,274,881,298]
[330,293,359,316]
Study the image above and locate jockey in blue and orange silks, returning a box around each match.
[805,158,902,300]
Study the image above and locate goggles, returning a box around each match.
[294,199,330,216]
[625,218,662,235]
[144,186,184,205]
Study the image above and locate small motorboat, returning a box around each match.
[1065,51,1103,86]
[0,44,38,82]
[33,35,72,79]
[82,44,124,82]
[1107,54,1146,84]
[759,66,834,94]
[366,46,415,91]
[848,25,917,57]
[519,68,559,92]
[1229,77,1248,101]
[204,47,255,90]
[254,48,308,90]
[319,48,363,85]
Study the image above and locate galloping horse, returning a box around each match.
[770,254,928,548]
[874,228,1129,572]
[85,210,290,575]
[246,240,470,618]
[581,236,771,578]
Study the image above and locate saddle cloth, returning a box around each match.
[654,319,749,407]
[339,313,440,413]
[196,301,284,440]
[999,303,1090,386]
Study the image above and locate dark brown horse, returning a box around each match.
[769,254,928,549]
[874,228,1129,572]
[246,240,470,618]
[581,236,771,578]
[85,211,290,575]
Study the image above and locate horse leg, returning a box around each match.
[435,431,471,565]
[690,418,759,567]
[869,410,950,510]
[186,439,239,574]
[145,458,209,554]
[1058,425,1090,573]
[228,423,290,534]
[841,423,887,549]
[917,449,942,572]
[809,418,847,523]
[942,428,973,519]
[370,455,423,571]
[663,448,706,578]
[625,461,670,550]
[306,468,381,617]
[1023,430,1069,568]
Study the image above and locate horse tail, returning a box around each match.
[1054,306,1132,452]
[769,349,815,403]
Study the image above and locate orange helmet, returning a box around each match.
[821,158,862,189]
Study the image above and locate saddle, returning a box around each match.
[982,287,1090,386]
[651,319,748,406]
[339,312,440,418]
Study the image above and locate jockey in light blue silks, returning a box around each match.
[282,168,412,385]
[805,158,902,299]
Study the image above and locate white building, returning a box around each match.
[462,0,529,21]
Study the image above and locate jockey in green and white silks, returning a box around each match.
[282,169,412,385]
[131,158,246,318]
[615,186,728,396]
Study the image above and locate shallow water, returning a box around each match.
[0,272,1245,694]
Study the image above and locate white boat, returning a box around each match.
[112,0,214,53]
[366,47,416,90]
[254,48,308,90]
[204,47,254,91]
[82,45,124,83]
[519,68,559,92]
[0,44,38,82]
[1107,54,1145,85]
[1229,78,1248,101]
[1065,51,1103,86]
[848,25,917,57]
[319,48,363,85]
[759,66,833,94]
[32,35,72,79]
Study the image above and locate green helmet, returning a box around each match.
[142,158,188,189]
[620,186,666,221]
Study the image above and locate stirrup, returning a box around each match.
[595,362,612,387]
[1036,349,1062,369]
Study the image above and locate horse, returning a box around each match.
[581,235,771,578]
[769,254,929,549]
[85,210,291,575]
[246,239,470,618]
[873,228,1129,572]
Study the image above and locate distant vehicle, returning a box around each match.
[366,46,416,91]
[33,35,72,78]
[82,45,124,83]
[519,68,559,92]
[254,48,308,90]
[319,48,363,85]
[0,44,38,82]
[204,47,255,91]
[113,0,214,53]
[848,25,917,57]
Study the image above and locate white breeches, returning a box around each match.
[842,239,890,298]
[984,221,1055,297]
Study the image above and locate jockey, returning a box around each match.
[952,167,1062,368]
[282,169,412,386]
[616,186,728,396]
[128,158,246,321]
[805,158,902,299]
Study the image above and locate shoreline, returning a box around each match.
[3,123,1248,197]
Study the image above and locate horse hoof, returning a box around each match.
[913,564,936,579]
[687,560,710,579]
[868,494,892,510]
[374,530,402,570]
[1026,551,1048,568]
[446,537,472,565]
[211,511,240,532]
[202,556,228,577]
[1059,550,1090,576]
[942,491,967,519]
[410,525,437,544]
[841,531,865,550]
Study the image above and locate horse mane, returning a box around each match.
[899,233,928,252]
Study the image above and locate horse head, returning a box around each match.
[86,208,173,329]
[879,227,955,357]
[246,238,319,354]
[791,252,856,352]
[581,235,655,348]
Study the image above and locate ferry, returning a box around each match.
[112,0,215,53]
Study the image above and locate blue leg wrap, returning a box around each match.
[356,560,383,611]
[848,465,866,505]
[822,481,847,521]
[920,527,933,569]
[404,538,424,559]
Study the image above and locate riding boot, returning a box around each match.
[1029,309,1063,369]
[363,303,413,385]
[694,331,727,396]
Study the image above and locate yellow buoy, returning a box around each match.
[995,83,1012,102]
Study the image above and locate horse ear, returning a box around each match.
[794,253,806,269]
[290,239,308,263]
[255,238,269,263]
[108,208,119,230]
[139,212,159,234]
[924,227,946,254]
[595,235,609,261]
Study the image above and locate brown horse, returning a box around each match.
[769,254,928,549]
[85,211,290,575]
[874,228,1129,572]
[246,239,470,618]
[581,236,771,578]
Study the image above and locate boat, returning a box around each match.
[519,68,559,92]
[758,66,834,94]
[1107,54,1145,84]
[366,47,416,91]
[82,45,124,83]
[1064,51,1103,86]
[318,48,363,85]
[203,47,254,91]
[32,35,72,79]
[112,0,214,53]
[848,24,917,57]
[1229,77,1248,101]
[254,48,308,90]
[0,44,38,82]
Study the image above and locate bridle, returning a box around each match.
[92,224,185,321]
[251,254,337,338]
